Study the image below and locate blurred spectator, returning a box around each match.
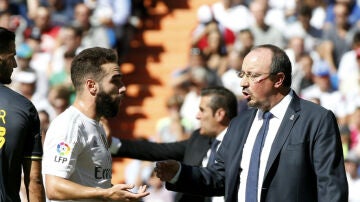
[171,47,222,97]
[322,2,358,69]
[124,159,153,193]
[285,36,307,93]
[191,4,235,59]
[284,4,323,53]
[221,49,245,98]
[307,97,321,105]
[38,0,79,26]
[266,0,297,31]
[155,94,194,143]
[49,49,76,104]
[233,28,254,53]
[144,170,175,202]
[324,0,360,28]
[38,109,50,146]
[72,3,111,48]
[298,53,315,94]
[340,124,351,157]
[249,0,286,48]
[349,107,360,150]
[301,60,347,120]
[24,6,61,53]
[0,9,26,44]
[11,42,49,98]
[92,0,132,63]
[305,0,327,30]
[221,48,249,113]
[13,70,38,100]
[179,66,209,129]
[203,29,228,76]
[49,25,84,74]
[344,150,360,202]
[25,36,52,92]
[13,69,56,120]
[211,0,252,33]
[0,0,28,24]
[338,32,360,114]
[47,84,71,117]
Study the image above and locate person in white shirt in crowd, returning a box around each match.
[50,25,85,75]
[284,4,323,53]
[248,0,286,49]
[285,36,308,94]
[13,70,56,120]
[338,31,360,115]
[72,3,111,49]
[211,0,252,34]
[266,0,297,31]
[344,150,360,202]
[301,60,347,123]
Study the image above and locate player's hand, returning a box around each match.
[105,184,149,201]
[154,160,180,181]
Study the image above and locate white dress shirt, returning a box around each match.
[238,91,293,202]
[205,128,227,202]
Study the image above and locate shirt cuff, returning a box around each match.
[109,137,122,155]
[169,162,182,184]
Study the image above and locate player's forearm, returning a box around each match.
[24,159,45,201]
[45,175,107,200]
[45,175,149,201]
[28,179,45,202]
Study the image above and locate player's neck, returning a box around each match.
[73,98,97,120]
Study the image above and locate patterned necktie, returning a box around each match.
[207,139,220,167]
[245,111,272,202]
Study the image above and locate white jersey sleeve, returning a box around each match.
[42,108,85,178]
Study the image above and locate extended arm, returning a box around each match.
[155,160,225,197]
[113,138,187,161]
[45,175,149,201]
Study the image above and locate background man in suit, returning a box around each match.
[110,86,238,202]
[155,44,348,202]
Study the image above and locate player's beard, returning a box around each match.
[95,91,120,118]
[0,59,12,84]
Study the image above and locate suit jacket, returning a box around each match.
[167,93,348,202]
[116,129,215,202]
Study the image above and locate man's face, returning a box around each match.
[238,32,254,49]
[196,95,219,137]
[95,63,126,118]
[240,48,275,111]
[313,75,331,92]
[0,42,17,84]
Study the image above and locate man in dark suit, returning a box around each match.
[155,44,348,202]
[111,86,238,202]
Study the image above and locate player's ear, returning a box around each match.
[86,79,97,95]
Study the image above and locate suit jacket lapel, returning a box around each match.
[263,94,301,178]
[235,108,257,164]
[227,108,257,196]
[187,132,213,165]
[225,108,257,164]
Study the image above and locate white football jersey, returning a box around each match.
[42,106,112,202]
